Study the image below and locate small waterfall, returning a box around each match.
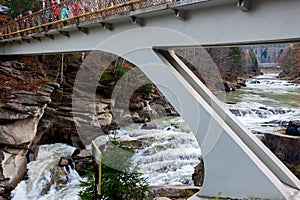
[11,144,81,200]
[226,100,298,134]
[115,117,202,186]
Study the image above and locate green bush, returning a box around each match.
[100,65,129,85]
[78,134,149,200]
[136,83,155,96]
[78,167,96,200]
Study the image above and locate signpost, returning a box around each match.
[92,140,102,196]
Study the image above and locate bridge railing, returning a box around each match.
[0,0,175,40]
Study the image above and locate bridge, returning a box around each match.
[260,62,281,68]
[1,0,300,199]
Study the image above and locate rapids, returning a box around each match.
[11,73,300,199]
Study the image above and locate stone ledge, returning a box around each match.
[149,185,200,199]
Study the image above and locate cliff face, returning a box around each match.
[0,56,115,198]
[0,59,54,198]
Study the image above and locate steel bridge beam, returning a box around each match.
[1,0,300,199]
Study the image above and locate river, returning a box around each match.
[11,73,300,199]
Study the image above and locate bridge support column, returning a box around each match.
[122,48,300,200]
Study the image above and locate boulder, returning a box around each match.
[41,166,69,195]
[58,157,74,170]
[148,185,200,199]
[215,82,235,92]
[192,156,204,186]
[141,123,160,130]
[71,149,93,175]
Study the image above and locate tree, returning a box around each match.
[78,133,149,200]
[249,49,259,74]
[279,44,300,78]
[229,47,243,80]
[5,0,41,19]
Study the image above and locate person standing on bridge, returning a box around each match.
[72,0,83,16]
[61,4,69,25]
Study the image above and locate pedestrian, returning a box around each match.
[61,4,69,25]
[72,0,82,16]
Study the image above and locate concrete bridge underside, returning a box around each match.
[1,0,300,199]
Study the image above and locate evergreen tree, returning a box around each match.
[229,47,243,80]
[78,133,149,200]
[249,49,259,74]
[280,45,296,75]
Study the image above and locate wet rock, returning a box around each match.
[215,82,235,92]
[250,80,260,84]
[129,101,145,110]
[98,113,113,126]
[131,112,148,123]
[58,157,74,170]
[237,82,247,87]
[121,140,144,150]
[148,185,199,199]
[192,156,204,186]
[71,149,93,175]
[41,167,69,195]
[141,123,160,130]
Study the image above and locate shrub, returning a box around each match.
[78,134,149,200]
[100,65,128,85]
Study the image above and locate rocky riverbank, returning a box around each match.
[0,56,178,199]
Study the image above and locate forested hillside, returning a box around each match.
[278,43,300,80]
[205,47,259,81]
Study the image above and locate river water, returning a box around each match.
[11,73,300,199]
